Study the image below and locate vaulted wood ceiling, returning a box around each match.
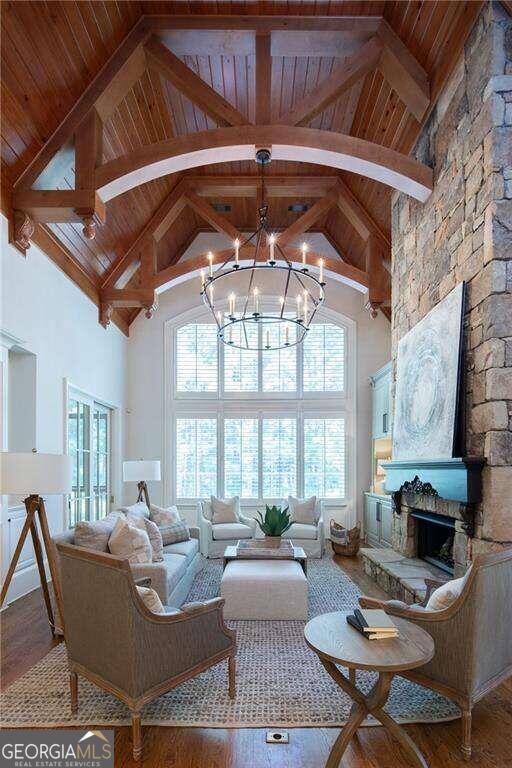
[1,1,482,334]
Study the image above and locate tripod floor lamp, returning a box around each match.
[0,451,72,636]
[122,460,161,508]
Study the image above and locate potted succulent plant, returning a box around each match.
[255,504,293,547]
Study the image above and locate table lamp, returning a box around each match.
[0,450,72,636]
[122,459,161,508]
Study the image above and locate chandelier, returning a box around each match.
[200,150,326,351]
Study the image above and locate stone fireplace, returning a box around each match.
[392,492,471,577]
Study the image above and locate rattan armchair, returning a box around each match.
[56,543,236,760]
[359,549,512,760]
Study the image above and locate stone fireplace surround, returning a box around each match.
[361,491,473,604]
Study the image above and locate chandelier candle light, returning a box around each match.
[199,149,326,352]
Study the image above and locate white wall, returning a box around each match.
[126,234,390,529]
[0,214,128,602]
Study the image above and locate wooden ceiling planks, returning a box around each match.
[0,1,480,332]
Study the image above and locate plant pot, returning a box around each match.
[263,536,285,548]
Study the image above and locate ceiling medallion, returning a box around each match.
[200,149,326,351]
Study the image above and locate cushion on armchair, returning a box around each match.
[136,585,165,613]
[282,522,318,540]
[287,496,318,524]
[212,522,253,541]
[425,574,467,611]
[211,496,240,524]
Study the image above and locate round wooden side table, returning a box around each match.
[305,610,435,768]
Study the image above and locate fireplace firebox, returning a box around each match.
[410,510,455,575]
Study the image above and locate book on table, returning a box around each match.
[347,609,398,640]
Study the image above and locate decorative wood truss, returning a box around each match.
[5,6,484,332]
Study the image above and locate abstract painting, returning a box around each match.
[393,282,464,460]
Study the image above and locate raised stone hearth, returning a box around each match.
[360,547,451,605]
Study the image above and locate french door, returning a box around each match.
[68,391,111,525]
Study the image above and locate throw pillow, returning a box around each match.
[159,520,190,546]
[425,574,468,611]
[74,511,123,552]
[108,517,152,564]
[210,496,240,524]
[128,515,164,562]
[136,585,164,614]
[120,501,150,519]
[288,496,318,525]
[150,504,181,526]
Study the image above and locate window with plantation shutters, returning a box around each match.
[176,323,218,392]
[304,418,346,499]
[170,312,352,503]
[303,323,345,392]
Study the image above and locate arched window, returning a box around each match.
[166,304,354,509]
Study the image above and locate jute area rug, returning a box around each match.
[0,553,459,728]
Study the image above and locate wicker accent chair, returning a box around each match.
[56,543,236,761]
[359,549,512,760]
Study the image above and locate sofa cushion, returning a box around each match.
[108,517,152,564]
[211,496,240,524]
[128,515,164,562]
[282,522,317,540]
[74,511,124,552]
[164,537,199,565]
[212,522,253,541]
[159,521,190,546]
[121,502,150,519]
[150,504,181,526]
[136,585,164,614]
[288,496,318,525]
[162,553,188,592]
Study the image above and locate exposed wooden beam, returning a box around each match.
[94,44,147,122]
[10,190,106,223]
[101,178,188,289]
[278,190,338,247]
[74,109,104,239]
[152,243,369,291]
[187,175,339,198]
[255,32,272,124]
[144,35,249,127]
[336,179,390,252]
[95,125,433,203]
[365,234,390,317]
[279,37,383,126]
[144,15,383,33]
[377,20,430,122]
[184,190,243,242]
[400,2,483,156]
[100,287,156,307]
[14,19,150,191]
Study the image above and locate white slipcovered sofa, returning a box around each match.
[197,499,257,558]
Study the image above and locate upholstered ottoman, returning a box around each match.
[220,560,308,620]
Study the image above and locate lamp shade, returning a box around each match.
[0,452,72,495]
[123,460,161,483]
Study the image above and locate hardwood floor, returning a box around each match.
[1,553,510,768]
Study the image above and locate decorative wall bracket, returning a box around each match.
[99,302,114,329]
[10,211,35,255]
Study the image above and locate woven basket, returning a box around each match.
[330,520,361,557]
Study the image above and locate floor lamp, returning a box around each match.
[122,460,161,508]
[0,451,72,636]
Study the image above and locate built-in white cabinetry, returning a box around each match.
[365,362,393,547]
[364,493,394,548]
